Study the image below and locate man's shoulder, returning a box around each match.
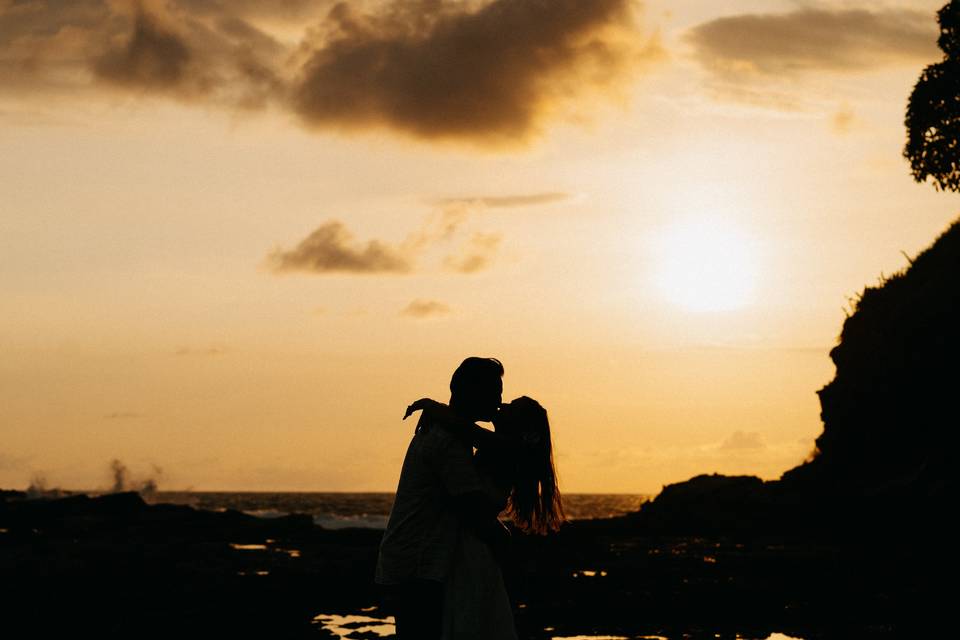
[417,419,469,450]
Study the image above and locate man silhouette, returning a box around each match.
[375,357,506,640]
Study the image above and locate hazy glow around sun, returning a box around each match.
[651,216,760,312]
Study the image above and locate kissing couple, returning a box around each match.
[375,357,565,640]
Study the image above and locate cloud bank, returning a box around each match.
[687,7,938,80]
[1,0,655,143]
[291,0,651,144]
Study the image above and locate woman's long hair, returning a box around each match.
[504,396,565,535]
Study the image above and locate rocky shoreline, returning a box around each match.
[1,489,942,639]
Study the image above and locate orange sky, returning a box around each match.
[2,0,958,493]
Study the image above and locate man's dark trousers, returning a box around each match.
[383,579,443,640]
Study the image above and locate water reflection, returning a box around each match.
[550,636,630,640]
[228,541,301,557]
[309,611,803,640]
[313,613,396,638]
[571,569,608,578]
[553,635,799,640]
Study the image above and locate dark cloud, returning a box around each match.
[0,0,285,107]
[170,0,332,24]
[1,0,655,141]
[290,0,653,143]
[92,7,194,91]
[688,8,938,79]
[400,299,451,318]
[267,221,411,274]
[0,0,115,93]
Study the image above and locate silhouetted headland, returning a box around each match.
[632,217,959,540]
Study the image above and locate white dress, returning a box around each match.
[441,467,518,640]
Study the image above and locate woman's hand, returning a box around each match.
[403,397,448,420]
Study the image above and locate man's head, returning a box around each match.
[449,357,503,422]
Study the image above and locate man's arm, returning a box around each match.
[449,491,510,558]
[429,426,511,559]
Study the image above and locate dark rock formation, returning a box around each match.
[786,218,960,500]
[0,490,381,638]
[627,474,778,536]
[0,488,921,637]
[636,217,960,537]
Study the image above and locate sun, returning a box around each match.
[650,216,759,313]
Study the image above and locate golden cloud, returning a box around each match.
[688,7,937,79]
[266,221,412,274]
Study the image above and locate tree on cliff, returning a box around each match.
[905,0,960,191]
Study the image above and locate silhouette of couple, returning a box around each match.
[375,357,565,640]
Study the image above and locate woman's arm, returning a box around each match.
[404,398,508,451]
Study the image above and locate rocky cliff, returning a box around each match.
[637,216,960,534]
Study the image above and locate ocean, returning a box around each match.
[146,492,649,529]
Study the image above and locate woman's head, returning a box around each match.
[497,396,565,535]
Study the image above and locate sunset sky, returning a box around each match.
[2,0,958,493]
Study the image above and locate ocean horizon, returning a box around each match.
[122,491,652,530]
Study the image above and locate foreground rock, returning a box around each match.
[0,490,381,638]
[0,490,940,638]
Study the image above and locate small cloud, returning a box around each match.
[444,232,502,273]
[831,105,856,134]
[175,346,228,356]
[266,221,412,274]
[436,192,570,209]
[718,430,765,451]
[400,299,451,319]
[103,411,142,420]
[406,190,566,252]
